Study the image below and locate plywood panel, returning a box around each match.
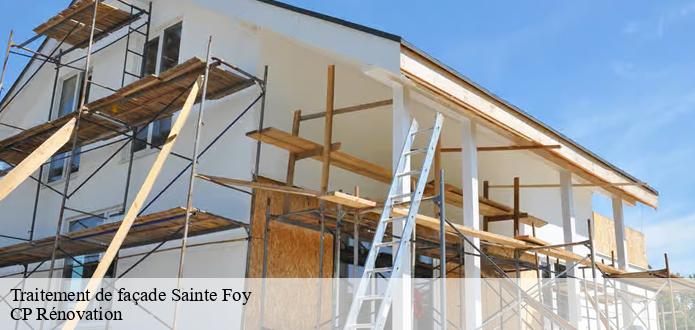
[592,212,648,268]
[245,177,334,329]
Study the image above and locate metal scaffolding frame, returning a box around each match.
[0,0,267,289]
[0,2,687,330]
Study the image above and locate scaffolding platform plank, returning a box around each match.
[0,207,245,269]
[34,0,139,48]
[0,58,253,165]
[246,127,548,227]
[319,191,376,209]
[197,174,321,197]
[516,235,550,246]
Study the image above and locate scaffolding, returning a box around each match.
[0,0,266,313]
[0,1,689,330]
[197,64,691,329]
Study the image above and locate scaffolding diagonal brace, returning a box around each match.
[0,118,75,202]
[60,76,202,330]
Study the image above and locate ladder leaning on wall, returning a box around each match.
[344,112,444,329]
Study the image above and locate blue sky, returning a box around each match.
[1,1,694,274]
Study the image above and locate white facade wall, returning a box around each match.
[0,0,644,298]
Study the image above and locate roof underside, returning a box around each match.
[255,0,657,207]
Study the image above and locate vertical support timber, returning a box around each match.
[321,65,335,194]
[513,177,520,237]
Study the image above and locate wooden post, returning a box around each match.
[286,110,302,186]
[321,65,335,194]
[353,186,360,278]
[284,110,302,213]
[513,177,520,237]
[482,180,489,231]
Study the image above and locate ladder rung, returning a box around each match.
[350,324,375,329]
[384,216,406,224]
[390,192,412,200]
[411,127,434,135]
[392,199,412,206]
[396,169,421,177]
[405,148,427,156]
[366,267,392,274]
[375,240,400,248]
[359,295,384,301]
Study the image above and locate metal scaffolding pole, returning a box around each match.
[333,205,344,329]
[177,36,212,279]
[48,0,101,280]
[438,169,447,329]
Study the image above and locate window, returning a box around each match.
[151,116,172,147]
[47,73,89,183]
[131,22,182,154]
[131,125,149,153]
[142,37,159,76]
[160,23,182,72]
[62,210,121,279]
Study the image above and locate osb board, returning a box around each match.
[0,58,253,165]
[34,0,136,48]
[592,212,648,268]
[247,177,333,278]
[0,207,243,268]
[245,177,334,329]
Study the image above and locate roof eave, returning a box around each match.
[400,40,658,207]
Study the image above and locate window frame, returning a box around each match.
[62,207,122,280]
[127,21,182,158]
[45,71,90,184]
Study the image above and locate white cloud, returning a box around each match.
[643,212,695,274]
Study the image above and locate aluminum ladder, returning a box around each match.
[344,112,444,329]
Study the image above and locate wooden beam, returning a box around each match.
[513,177,520,237]
[294,142,341,161]
[319,191,376,209]
[434,139,442,198]
[488,182,646,188]
[246,127,550,227]
[285,109,302,186]
[321,65,335,194]
[300,99,392,121]
[400,47,657,208]
[485,213,528,222]
[62,77,202,330]
[0,118,75,202]
[440,144,561,152]
[197,174,321,197]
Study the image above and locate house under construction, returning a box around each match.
[0,0,691,329]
